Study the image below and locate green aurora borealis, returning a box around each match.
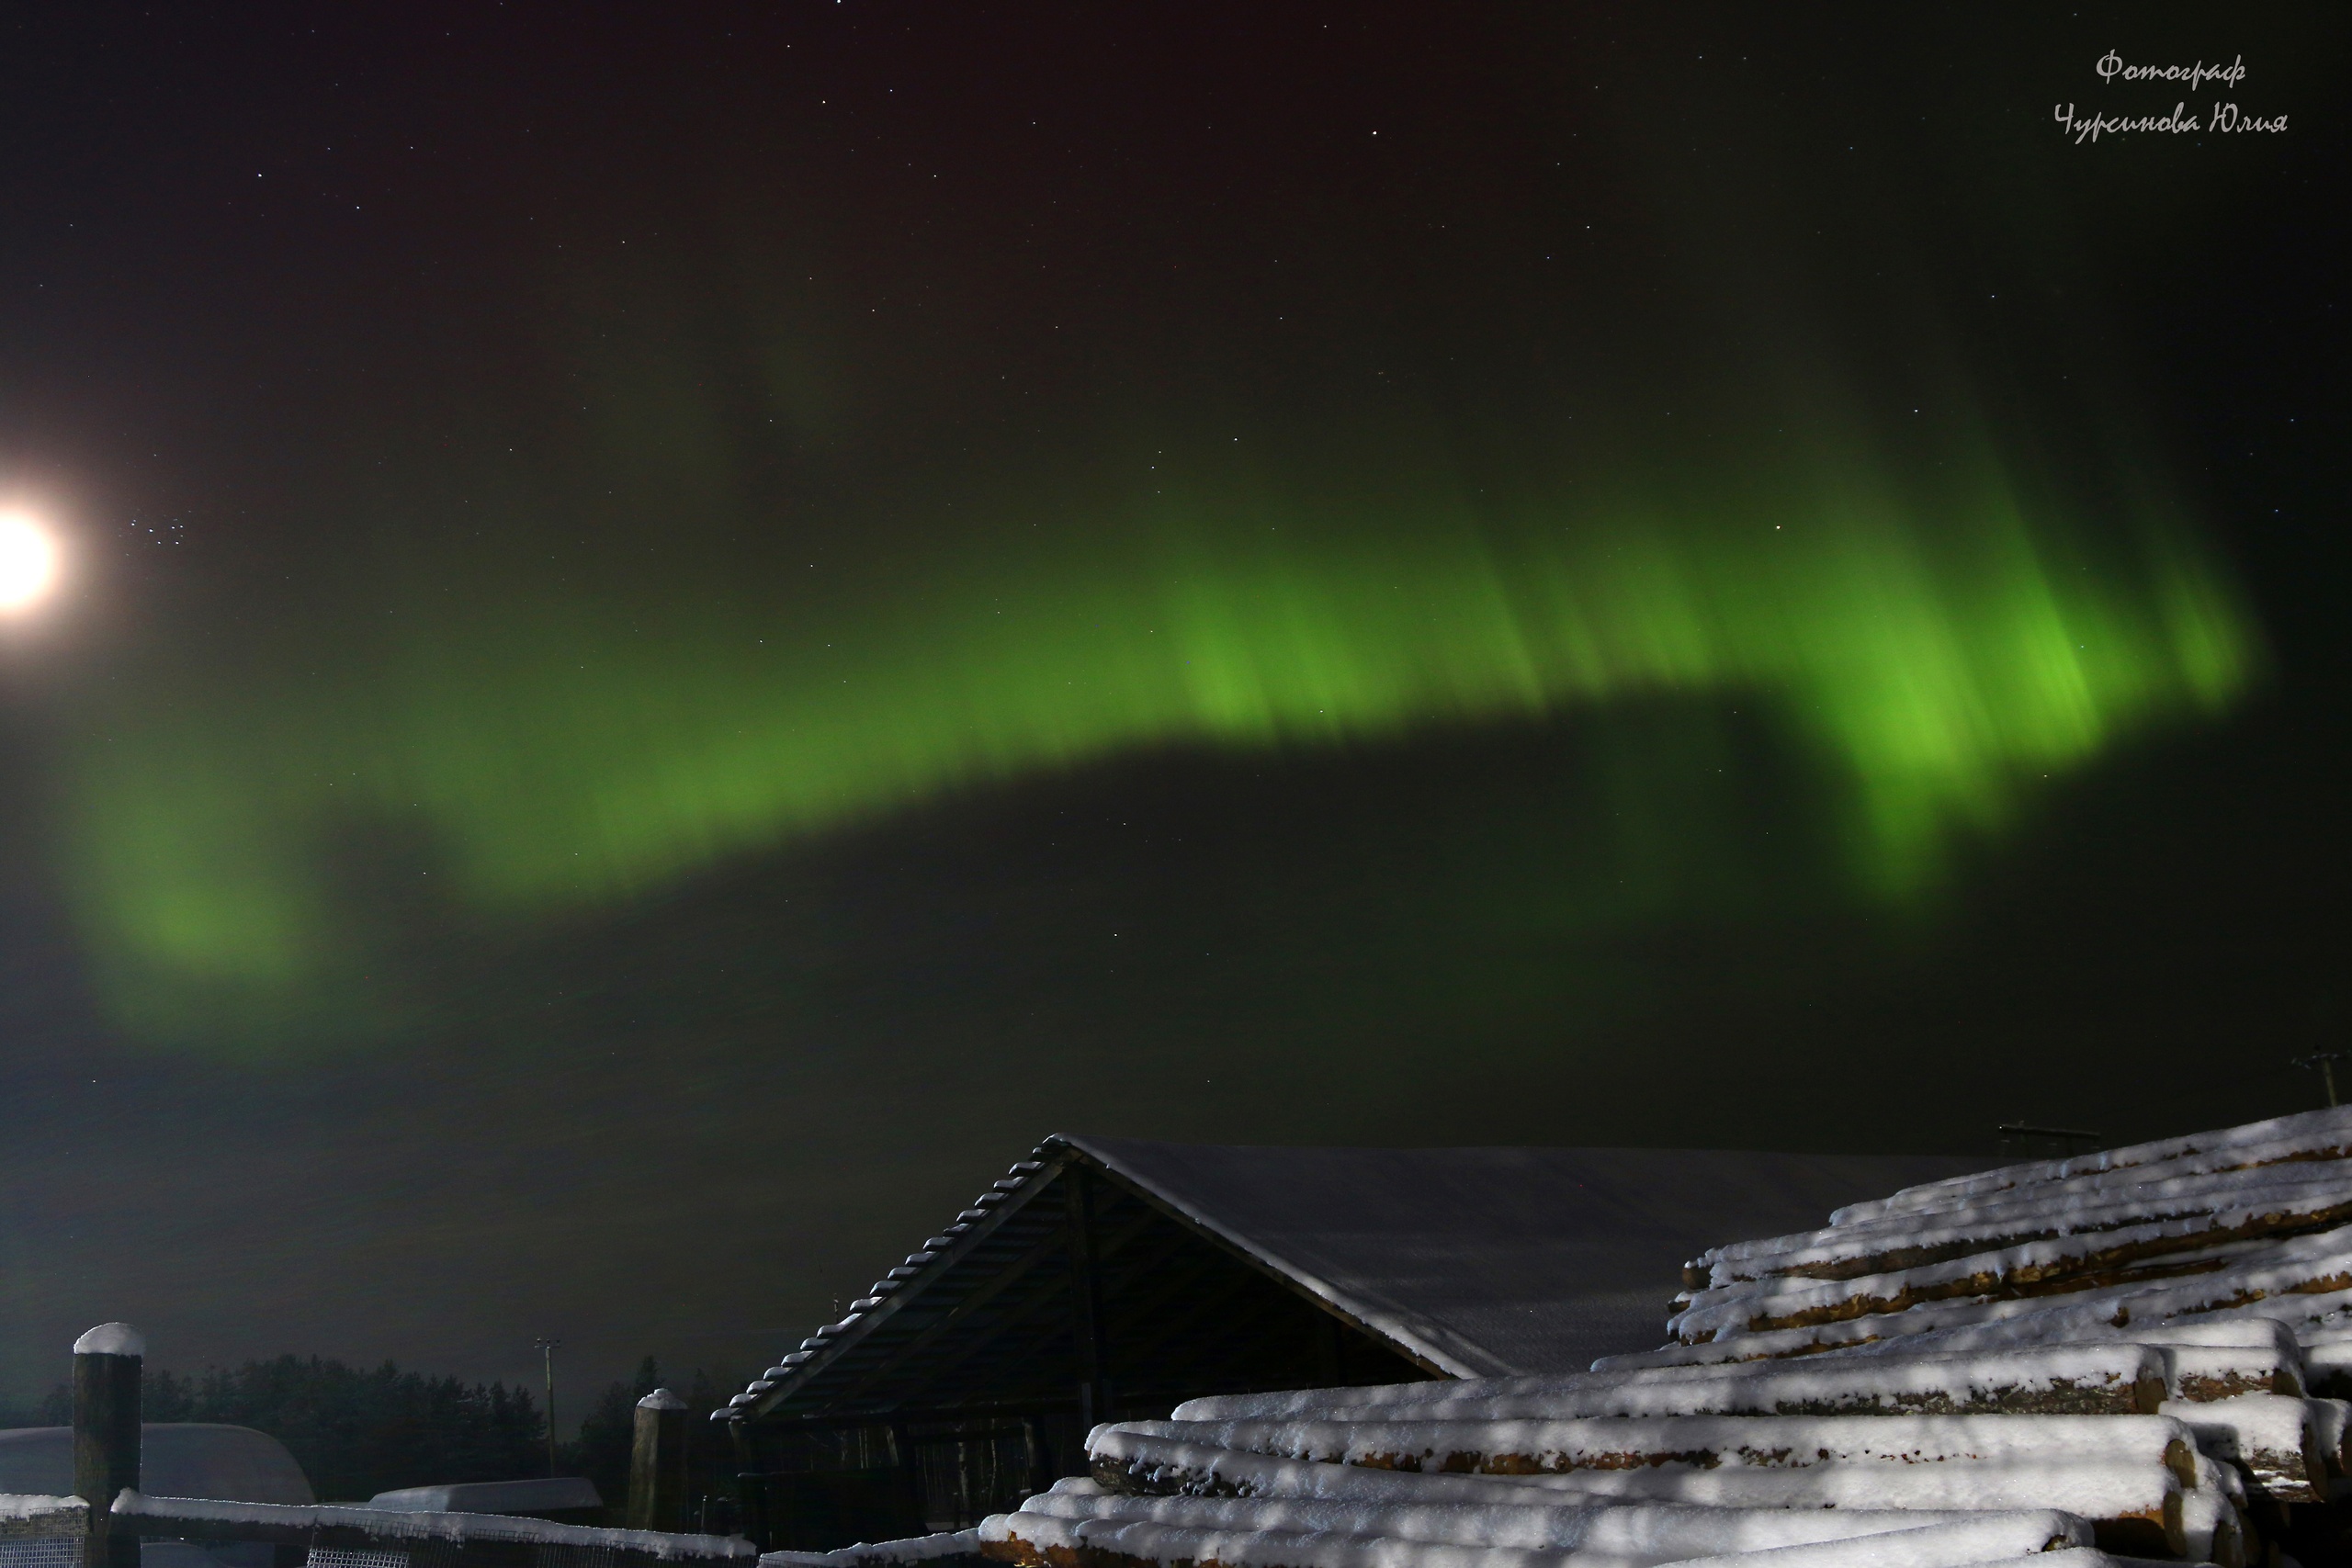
[15,3,2304,1057]
[59,431,2255,1045]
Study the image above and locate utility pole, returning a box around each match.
[535,1337,562,1477]
[2295,1052,2344,1109]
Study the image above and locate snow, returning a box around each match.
[1083,1430,2180,1524]
[2185,1450,2243,1505]
[2130,1318,2301,1354]
[987,1508,1614,1568]
[979,1510,2086,1568]
[639,1388,688,1411]
[1705,1168,2352,1289]
[74,1324,146,1358]
[2173,1486,2235,1567]
[2306,1340,2352,1396]
[1181,1347,2164,1424]
[2156,1344,2302,1400]
[1597,1226,2352,1370]
[2309,1396,2349,1472]
[2197,1283,2352,1334]
[365,1478,602,1515]
[757,1529,982,1567]
[1669,1211,2346,1344]
[2155,1394,2326,1501]
[1659,1517,2087,1568]
[110,1492,752,1560]
[1107,1414,2195,1480]
[1829,1106,2352,1225]
[0,1495,83,1526]
[1023,1480,2079,1558]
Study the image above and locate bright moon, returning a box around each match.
[0,511,61,613]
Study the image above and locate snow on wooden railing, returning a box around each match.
[111,1491,756,1562]
[0,1495,85,1540]
[758,1530,986,1568]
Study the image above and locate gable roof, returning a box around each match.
[721,1136,1981,1426]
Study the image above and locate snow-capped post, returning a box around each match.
[73,1323,144,1568]
[627,1388,687,1531]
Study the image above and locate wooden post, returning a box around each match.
[1020,1416,1050,1498]
[74,1323,143,1568]
[728,1415,763,1550]
[1311,1308,1345,1387]
[1063,1166,1109,1430]
[628,1389,688,1531]
[888,1421,924,1535]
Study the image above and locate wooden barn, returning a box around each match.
[718,1135,1978,1551]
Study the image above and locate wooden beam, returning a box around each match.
[1066,1167,1109,1427]
[1105,1265,1283,1396]
[904,1206,1165,1411]
[805,1200,1077,1416]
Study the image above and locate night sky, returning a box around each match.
[0,5,2344,1408]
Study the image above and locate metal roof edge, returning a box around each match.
[730,1138,1078,1423]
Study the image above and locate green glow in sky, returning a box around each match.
[56,429,2254,1047]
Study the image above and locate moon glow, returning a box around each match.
[0,511,60,613]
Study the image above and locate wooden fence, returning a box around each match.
[0,1326,746,1568]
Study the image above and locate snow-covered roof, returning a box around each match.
[0,1425,313,1506]
[956,1105,2352,1568]
[725,1136,1980,1423]
[1060,1139,1985,1380]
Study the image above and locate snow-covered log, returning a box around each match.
[1101,1416,2196,1486]
[978,1506,2086,1568]
[1023,1477,2054,1559]
[1084,1433,2186,1557]
[1697,1171,2352,1292]
[1177,1347,2165,1424]
[2155,1395,2330,1503]
[1829,1108,2352,1226]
